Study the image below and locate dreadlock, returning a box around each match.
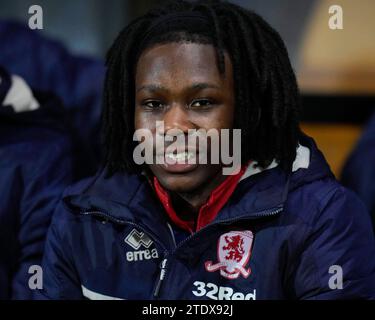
[102,0,301,176]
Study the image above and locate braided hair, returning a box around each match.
[102,0,301,176]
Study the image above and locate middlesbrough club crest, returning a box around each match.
[205,230,254,279]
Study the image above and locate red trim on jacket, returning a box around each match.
[153,165,248,233]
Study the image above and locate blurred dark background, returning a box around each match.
[0,0,315,61]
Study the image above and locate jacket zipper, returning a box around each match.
[79,205,283,299]
[153,256,168,298]
[79,209,171,299]
[172,206,283,253]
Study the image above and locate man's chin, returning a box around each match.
[156,174,203,193]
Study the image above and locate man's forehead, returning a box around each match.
[135,42,232,87]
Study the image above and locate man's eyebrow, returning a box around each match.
[136,83,220,93]
[136,84,169,93]
[189,83,221,91]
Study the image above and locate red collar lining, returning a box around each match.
[153,164,249,233]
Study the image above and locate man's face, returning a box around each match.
[134,42,235,193]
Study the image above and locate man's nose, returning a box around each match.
[162,104,194,134]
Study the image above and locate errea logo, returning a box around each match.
[124,229,158,262]
[125,229,153,249]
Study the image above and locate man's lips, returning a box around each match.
[155,146,198,155]
[165,150,196,163]
[154,149,200,173]
[160,160,199,173]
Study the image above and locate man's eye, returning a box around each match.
[143,101,164,109]
[190,99,215,109]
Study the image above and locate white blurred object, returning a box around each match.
[3,75,40,112]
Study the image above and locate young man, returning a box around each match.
[40,0,375,299]
[0,66,73,299]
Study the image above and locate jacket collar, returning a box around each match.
[63,134,333,231]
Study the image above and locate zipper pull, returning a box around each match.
[153,258,168,298]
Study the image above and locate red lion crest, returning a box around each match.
[205,231,254,279]
[223,235,245,262]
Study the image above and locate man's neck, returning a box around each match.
[171,169,227,220]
